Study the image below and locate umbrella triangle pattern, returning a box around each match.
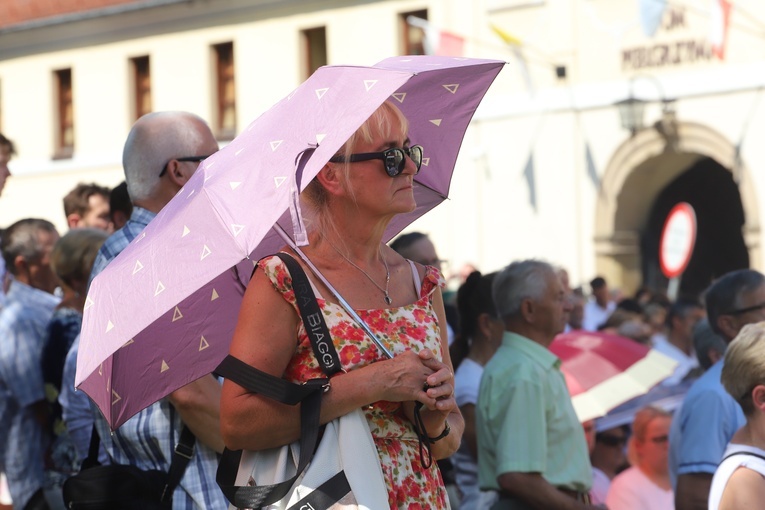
[77,56,505,428]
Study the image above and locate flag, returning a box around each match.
[585,142,600,189]
[490,24,534,95]
[406,16,465,57]
[522,153,537,211]
[639,0,667,37]
[710,0,732,60]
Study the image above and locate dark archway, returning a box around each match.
[641,157,749,298]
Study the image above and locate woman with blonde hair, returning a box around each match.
[709,321,765,509]
[605,406,674,509]
[220,101,462,508]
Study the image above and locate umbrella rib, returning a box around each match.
[415,180,447,199]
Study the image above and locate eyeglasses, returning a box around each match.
[722,301,765,316]
[596,434,627,448]
[159,155,210,178]
[329,145,423,177]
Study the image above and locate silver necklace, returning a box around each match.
[329,242,392,305]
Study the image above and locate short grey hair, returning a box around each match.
[492,259,554,319]
[1,218,57,276]
[122,111,210,201]
[706,269,765,336]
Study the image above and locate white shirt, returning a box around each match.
[709,443,765,510]
[452,358,484,510]
[606,466,674,510]
[652,334,699,386]
[582,299,616,331]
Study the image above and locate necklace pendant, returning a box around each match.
[384,294,392,305]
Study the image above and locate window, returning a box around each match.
[131,56,152,121]
[213,42,236,140]
[400,9,427,55]
[54,68,74,159]
[302,27,327,79]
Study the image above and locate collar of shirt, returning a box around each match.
[126,206,156,229]
[501,330,561,370]
[6,278,60,310]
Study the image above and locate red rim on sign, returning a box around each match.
[659,202,697,279]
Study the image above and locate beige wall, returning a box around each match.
[2,0,765,292]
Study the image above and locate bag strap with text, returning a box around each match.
[215,252,342,508]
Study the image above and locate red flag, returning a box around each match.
[710,0,732,60]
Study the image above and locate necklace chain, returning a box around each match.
[329,242,392,305]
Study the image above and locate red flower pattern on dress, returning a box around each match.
[259,255,450,509]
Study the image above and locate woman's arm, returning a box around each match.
[220,267,441,451]
[403,286,464,460]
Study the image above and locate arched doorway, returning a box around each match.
[595,122,761,297]
[642,158,748,297]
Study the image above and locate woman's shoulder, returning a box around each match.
[421,264,446,296]
[256,253,298,298]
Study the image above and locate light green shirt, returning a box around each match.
[476,331,592,494]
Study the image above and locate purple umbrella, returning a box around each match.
[77,56,504,429]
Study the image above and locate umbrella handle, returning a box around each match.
[274,224,394,359]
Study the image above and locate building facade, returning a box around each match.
[1,0,763,296]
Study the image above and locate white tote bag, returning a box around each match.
[230,407,388,510]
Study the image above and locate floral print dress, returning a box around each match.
[259,255,450,510]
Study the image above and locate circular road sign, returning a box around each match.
[659,202,697,279]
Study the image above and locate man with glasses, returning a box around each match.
[61,111,225,508]
[670,269,765,510]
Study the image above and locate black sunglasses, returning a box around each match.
[329,145,423,177]
[596,434,627,448]
[159,155,210,178]
[722,301,765,316]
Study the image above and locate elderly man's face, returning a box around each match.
[537,269,572,336]
[0,144,12,197]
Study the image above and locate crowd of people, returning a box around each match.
[0,103,763,510]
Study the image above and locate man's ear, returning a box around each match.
[166,160,190,188]
[716,315,739,341]
[752,385,765,413]
[66,213,81,229]
[13,254,29,281]
[520,298,535,323]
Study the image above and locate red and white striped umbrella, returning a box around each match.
[550,331,678,422]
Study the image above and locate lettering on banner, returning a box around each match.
[621,6,717,70]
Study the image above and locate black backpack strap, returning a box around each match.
[81,425,103,470]
[161,425,196,504]
[216,252,342,509]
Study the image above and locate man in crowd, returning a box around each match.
[62,182,112,231]
[671,269,765,510]
[0,219,60,510]
[82,111,225,508]
[582,276,616,331]
[108,181,132,231]
[477,260,601,509]
[0,133,13,198]
[0,134,15,310]
[652,299,705,386]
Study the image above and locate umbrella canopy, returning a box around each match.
[77,56,504,429]
[550,331,678,423]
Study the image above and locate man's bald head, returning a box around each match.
[123,112,218,203]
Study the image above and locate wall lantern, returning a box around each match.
[616,75,677,138]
